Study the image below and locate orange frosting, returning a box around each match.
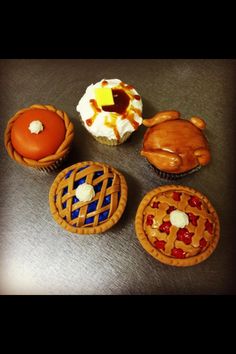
[11,108,66,160]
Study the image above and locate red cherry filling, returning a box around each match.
[146,215,154,226]
[199,237,207,248]
[188,212,199,226]
[205,219,213,234]
[177,228,194,245]
[188,196,202,209]
[154,239,166,250]
[167,206,176,214]
[173,192,181,201]
[152,202,159,208]
[171,248,186,259]
[159,221,171,234]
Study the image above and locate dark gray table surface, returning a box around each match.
[0,59,235,294]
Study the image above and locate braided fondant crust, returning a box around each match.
[135,185,220,267]
[49,161,128,234]
[4,104,74,168]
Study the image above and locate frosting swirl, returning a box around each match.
[28,120,44,134]
[170,210,189,228]
[75,183,95,202]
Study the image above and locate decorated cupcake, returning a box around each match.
[49,161,128,234]
[141,110,211,179]
[4,104,74,172]
[135,185,220,267]
[76,79,143,145]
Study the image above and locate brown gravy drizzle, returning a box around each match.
[101,80,108,86]
[86,82,141,141]
[122,111,140,130]
[104,115,121,141]
[102,89,130,115]
[120,81,134,90]
[134,94,141,100]
[86,99,101,126]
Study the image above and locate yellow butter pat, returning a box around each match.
[95,88,114,106]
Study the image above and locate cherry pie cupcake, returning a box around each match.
[135,185,220,266]
[49,161,128,234]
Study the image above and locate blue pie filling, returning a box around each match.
[61,166,120,226]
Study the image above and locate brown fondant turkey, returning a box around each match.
[141,111,211,175]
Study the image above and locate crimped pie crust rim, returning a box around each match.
[135,185,220,267]
[49,161,128,235]
[4,104,74,168]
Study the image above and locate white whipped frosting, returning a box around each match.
[75,183,95,202]
[170,210,189,228]
[76,79,143,140]
[28,120,44,134]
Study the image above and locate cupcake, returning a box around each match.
[135,185,220,267]
[141,110,211,179]
[49,161,128,234]
[76,79,143,145]
[4,104,74,172]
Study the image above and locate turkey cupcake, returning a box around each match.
[135,185,220,267]
[49,161,128,234]
[141,110,211,179]
[4,104,74,172]
[76,79,143,145]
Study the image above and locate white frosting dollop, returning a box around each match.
[28,120,44,134]
[170,210,189,228]
[75,183,95,202]
[76,78,143,140]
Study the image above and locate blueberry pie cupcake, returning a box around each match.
[49,161,128,234]
[135,185,220,266]
[76,79,143,145]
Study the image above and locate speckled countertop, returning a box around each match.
[0,59,235,294]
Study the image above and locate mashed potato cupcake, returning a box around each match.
[76,79,143,145]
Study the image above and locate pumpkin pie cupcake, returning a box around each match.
[4,104,74,172]
[76,78,143,146]
[141,110,211,179]
[135,185,220,266]
[49,161,128,234]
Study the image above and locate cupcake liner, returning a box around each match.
[26,152,70,174]
[94,132,132,146]
[148,162,201,180]
[79,114,132,146]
